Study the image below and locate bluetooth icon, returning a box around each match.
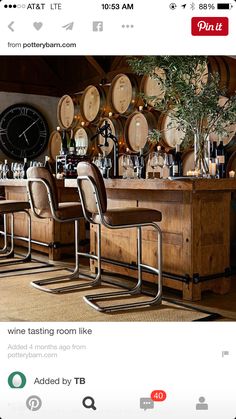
[190,2,195,10]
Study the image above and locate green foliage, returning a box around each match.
[128,56,236,146]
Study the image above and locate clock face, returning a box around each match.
[0,104,49,160]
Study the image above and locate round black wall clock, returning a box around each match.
[0,104,49,160]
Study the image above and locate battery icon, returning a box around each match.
[217,3,230,9]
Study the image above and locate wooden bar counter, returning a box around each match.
[0,179,84,261]
[66,177,236,301]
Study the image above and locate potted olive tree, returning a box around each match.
[129,56,236,175]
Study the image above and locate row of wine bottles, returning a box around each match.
[60,129,74,155]
[168,141,227,178]
[0,156,52,180]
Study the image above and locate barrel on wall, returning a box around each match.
[74,125,97,156]
[57,95,77,129]
[74,85,107,123]
[57,86,107,129]
[107,73,140,115]
[158,110,186,151]
[208,56,236,97]
[140,67,166,107]
[124,110,158,153]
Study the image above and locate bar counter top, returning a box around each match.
[1,177,236,192]
[65,177,236,192]
[0,179,65,188]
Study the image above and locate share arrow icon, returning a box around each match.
[62,22,74,30]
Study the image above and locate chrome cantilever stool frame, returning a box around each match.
[27,168,101,294]
[0,201,31,265]
[77,161,162,313]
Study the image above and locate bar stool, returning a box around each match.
[0,200,31,264]
[26,167,101,293]
[77,161,162,312]
[0,195,8,254]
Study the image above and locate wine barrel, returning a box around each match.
[140,67,166,106]
[209,96,236,151]
[208,56,236,96]
[226,150,236,175]
[182,149,194,175]
[57,95,78,129]
[158,110,186,150]
[224,137,236,156]
[107,73,139,115]
[124,111,158,152]
[74,125,97,157]
[75,85,107,123]
[48,130,62,161]
[57,87,107,128]
[97,117,125,155]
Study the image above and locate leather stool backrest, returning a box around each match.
[77,162,107,215]
[27,167,58,215]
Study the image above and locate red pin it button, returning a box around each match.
[191,17,228,36]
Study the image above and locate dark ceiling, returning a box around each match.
[0,56,131,97]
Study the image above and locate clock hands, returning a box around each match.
[18,118,40,141]
[22,132,29,145]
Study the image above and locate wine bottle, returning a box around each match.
[23,157,28,179]
[209,141,217,177]
[170,144,182,177]
[69,129,76,155]
[210,141,217,160]
[216,140,226,178]
[61,129,68,155]
[139,148,146,179]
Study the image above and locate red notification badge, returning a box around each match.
[151,390,167,402]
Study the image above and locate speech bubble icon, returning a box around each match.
[140,398,154,410]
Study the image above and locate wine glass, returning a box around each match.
[156,148,164,178]
[104,157,112,178]
[126,155,134,179]
[163,153,174,178]
[11,162,17,179]
[2,160,9,179]
[133,155,144,179]
[100,157,112,178]
[120,154,128,179]
[92,155,102,171]
[17,163,24,179]
[148,152,158,178]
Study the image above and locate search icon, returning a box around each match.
[82,396,97,410]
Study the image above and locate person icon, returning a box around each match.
[196,396,208,410]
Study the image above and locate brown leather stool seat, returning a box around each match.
[0,200,31,263]
[0,200,30,213]
[27,167,101,293]
[92,207,162,226]
[77,161,163,313]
